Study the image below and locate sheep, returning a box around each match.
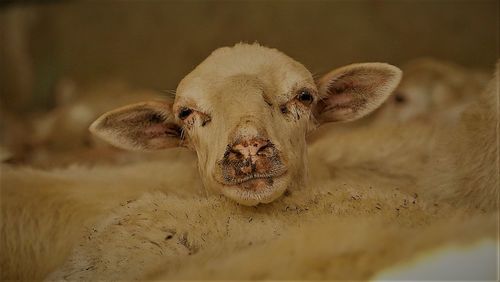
[417,61,499,211]
[2,149,496,280]
[309,61,497,210]
[307,58,490,163]
[89,43,402,206]
[375,58,490,123]
[1,44,497,280]
[2,42,402,278]
[46,167,497,280]
[46,62,498,280]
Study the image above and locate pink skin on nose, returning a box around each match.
[232,139,268,161]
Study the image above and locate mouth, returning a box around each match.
[219,168,287,185]
[215,169,288,206]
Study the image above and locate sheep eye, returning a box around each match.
[394,92,406,104]
[178,107,193,120]
[296,89,314,105]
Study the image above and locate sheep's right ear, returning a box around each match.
[89,100,185,151]
[314,63,402,123]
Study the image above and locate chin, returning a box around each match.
[218,174,289,206]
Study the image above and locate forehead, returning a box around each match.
[175,44,313,106]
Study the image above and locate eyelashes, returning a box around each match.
[178,87,315,125]
[296,89,314,105]
[279,87,316,116]
[178,107,193,120]
[177,107,212,128]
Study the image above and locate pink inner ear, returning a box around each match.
[321,77,367,113]
[145,123,167,136]
[328,79,356,95]
[316,69,394,123]
[324,90,354,109]
[327,71,387,96]
[315,63,401,124]
[144,123,180,138]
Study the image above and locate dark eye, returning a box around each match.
[394,92,406,104]
[297,89,314,105]
[178,107,193,120]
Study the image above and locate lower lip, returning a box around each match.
[237,177,274,191]
[221,173,286,191]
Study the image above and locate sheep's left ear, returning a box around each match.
[89,100,185,151]
[314,63,402,123]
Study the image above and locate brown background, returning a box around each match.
[0,0,498,113]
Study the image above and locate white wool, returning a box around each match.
[1,54,497,280]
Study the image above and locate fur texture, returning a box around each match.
[418,62,499,211]
[48,184,496,280]
[1,113,497,280]
[0,58,497,280]
[376,58,490,123]
[0,150,200,280]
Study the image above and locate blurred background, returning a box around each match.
[0,0,497,166]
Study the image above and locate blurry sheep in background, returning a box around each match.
[376,58,490,123]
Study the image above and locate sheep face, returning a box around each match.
[90,43,402,206]
[374,58,488,123]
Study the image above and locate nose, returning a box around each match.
[231,138,269,159]
[220,135,282,182]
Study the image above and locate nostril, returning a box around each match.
[230,149,244,159]
[256,143,272,157]
[257,146,267,155]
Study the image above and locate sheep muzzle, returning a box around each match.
[217,138,286,186]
